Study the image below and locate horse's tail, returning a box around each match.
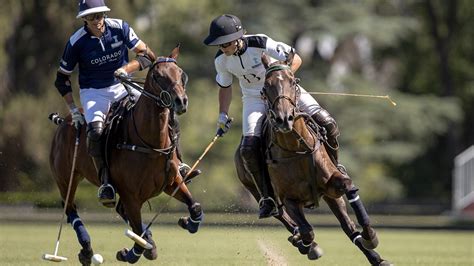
[48,112,64,125]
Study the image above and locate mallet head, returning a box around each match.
[42,253,68,262]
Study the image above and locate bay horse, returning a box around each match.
[235,51,391,265]
[49,46,203,265]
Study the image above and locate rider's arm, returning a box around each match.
[54,69,77,110]
[119,41,156,74]
[218,86,233,115]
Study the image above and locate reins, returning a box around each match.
[115,57,182,156]
[263,63,322,157]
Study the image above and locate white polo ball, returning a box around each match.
[91,253,104,265]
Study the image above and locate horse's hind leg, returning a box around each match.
[283,199,323,260]
[164,183,203,234]
[323,196,391,265]
[345,186,378,249]
[115,200,157,260]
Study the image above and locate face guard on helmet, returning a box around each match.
[203,14,244,46]
[76,0,111,19]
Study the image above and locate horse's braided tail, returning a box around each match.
[49,112,64,125]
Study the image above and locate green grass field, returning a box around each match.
[0,222,472,265]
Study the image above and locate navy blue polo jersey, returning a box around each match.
[59,18,140,89]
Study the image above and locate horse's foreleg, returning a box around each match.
[116,200,146,264]
[323,196,387,265]
[115,200,156,260]
[164,182,203,234]
[65,205,94,266]
[283,199,323,260]
[345,186,378,249]
[275,206,299,235]
[56,172,93,266]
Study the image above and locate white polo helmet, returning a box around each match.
[76,0,110,19]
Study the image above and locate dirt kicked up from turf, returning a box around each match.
[257,239,289,266]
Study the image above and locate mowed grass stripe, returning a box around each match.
[0,222,472,265]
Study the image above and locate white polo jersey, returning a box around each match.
[214,34,292,97]
[213,34,321,136]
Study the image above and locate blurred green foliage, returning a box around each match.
[0,0,472,211]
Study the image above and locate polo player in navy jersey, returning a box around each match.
[54,0,198,207]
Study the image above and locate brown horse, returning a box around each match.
[235,51,391,265]
[49,46,203,265]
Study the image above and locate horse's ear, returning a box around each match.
[261,53,271,69]
[169,43,180,59]
[286,48,295,66]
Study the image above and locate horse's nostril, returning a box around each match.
[275,117,284,125]
[288,115,294,122]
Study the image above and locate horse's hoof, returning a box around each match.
[143,238,157,260]
[361,229,379,249]
[78,248,93,266]
[288,233,301,247]
[116,248,128,262]
[294,240,309,255]
[178,215,203,234]
[307,242,323,260]
[377,260,394,266]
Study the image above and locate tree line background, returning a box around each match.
[0,0,472,213]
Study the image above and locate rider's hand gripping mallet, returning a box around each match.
[43,126,81,262]
[125,121,232,248]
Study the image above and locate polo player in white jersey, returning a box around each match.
[203,14,345,218]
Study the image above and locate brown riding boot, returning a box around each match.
[240,136,278,219]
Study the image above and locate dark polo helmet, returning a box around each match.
[203,14,244,46]
[76,0,111,19]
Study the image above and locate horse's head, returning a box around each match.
[145,45,189,115]
[261,50,300,133]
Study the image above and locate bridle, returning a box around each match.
[262,64,301,126]
[121,57,188,109]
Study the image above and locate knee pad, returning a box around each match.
[86,121,105,141]
[311,109,339,148]
[87,122,105,157]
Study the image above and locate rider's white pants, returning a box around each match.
[79,83,140,123]
[242,86,321,137]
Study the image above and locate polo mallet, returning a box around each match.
[304,91,397,106]
[125,121,231,248]
[43,125,81,262]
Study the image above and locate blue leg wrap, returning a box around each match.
[346,188,370,226]
[67,212,90,248]
[125,244,144,264]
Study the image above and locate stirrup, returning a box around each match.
[98,184,116,208]
[258,197,278,219]
[179,162,201,183]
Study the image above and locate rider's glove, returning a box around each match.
[70,106,85,130]
[114,68,128,79]
[217,112,232,137]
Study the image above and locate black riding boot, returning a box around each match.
[240,136,278,219]
[311,109,347,175]
[87,121,116,208]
